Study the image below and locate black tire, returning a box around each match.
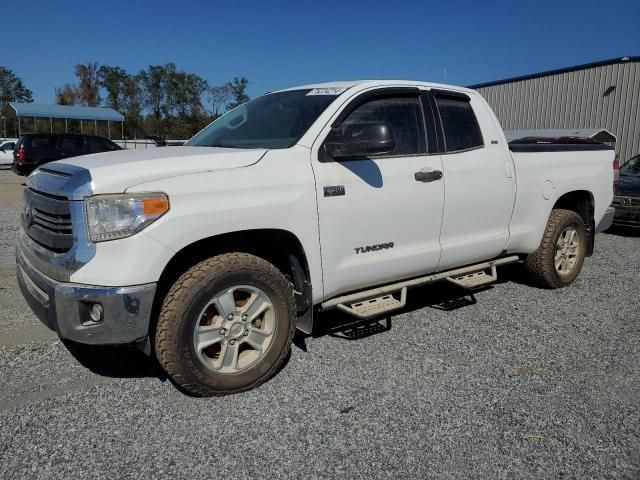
[524,208,587,288]
[154,253,295,396]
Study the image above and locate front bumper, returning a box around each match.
[16,248,156,345]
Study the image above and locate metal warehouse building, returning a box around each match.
[471,56,639,164]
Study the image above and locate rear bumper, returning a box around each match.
[596,206,616,232]
[11,163,33,176]
[611,200,640,228]
[16,248,156,345]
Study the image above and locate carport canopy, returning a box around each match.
[7,102,124,138]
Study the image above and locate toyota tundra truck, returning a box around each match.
[16,81,616,396]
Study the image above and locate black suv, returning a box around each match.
[12,133,122,176]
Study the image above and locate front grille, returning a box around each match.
[23,188,74,253]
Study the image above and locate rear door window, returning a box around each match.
[60,136,86,157]
[88,137,121,153]
[100,138,120,151]
[435,96,483,152]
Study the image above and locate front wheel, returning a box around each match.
[155,253,296,396]
[524,208,587,288]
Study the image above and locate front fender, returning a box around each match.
[75,148,324,304]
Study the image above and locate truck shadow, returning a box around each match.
[294,281,493,350]
[62,340,166,380]
[493,263,539,288]
[603,226,640,238]
[66,270,533,379]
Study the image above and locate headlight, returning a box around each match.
[85,193,169,242]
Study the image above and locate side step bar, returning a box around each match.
[447,265,497,289]
[321,256,519,319]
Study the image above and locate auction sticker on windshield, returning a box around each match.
[306,88,347,95]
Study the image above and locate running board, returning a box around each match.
[321,256,519,319]
[336,288,407,319]
[447,265,497,289]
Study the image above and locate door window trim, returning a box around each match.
[427,89,485,155]
[320,87,437,162]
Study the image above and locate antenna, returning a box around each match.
[443,68,447,82]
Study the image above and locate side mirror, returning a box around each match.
[325,122,395,160]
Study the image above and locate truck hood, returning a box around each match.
[49,146,267,194]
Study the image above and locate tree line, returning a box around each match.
[0,64,249,140]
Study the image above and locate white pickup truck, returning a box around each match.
[0,140,16,165]
[16,81,615,396]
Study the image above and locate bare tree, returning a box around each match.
[55,83,80,105]
[209,85,232,117]
[75,62,101,106]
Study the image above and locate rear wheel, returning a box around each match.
[154,253,295,396]
[524,208,587,288]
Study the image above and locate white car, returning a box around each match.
[16,80,615,396]
[0,140,16,165]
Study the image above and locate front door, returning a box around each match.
[312,90,445,300]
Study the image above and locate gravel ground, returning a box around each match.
[0,169,639,479]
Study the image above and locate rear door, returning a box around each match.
[311,88,445,299]
[430,90,516,269]
[59,135,87,159]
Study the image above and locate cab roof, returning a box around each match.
[274,80,476,95]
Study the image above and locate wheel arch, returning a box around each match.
[150,229,313,339]
[552,190,596,256]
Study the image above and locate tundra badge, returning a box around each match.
[354,242,394,254]
[324,185,345,197]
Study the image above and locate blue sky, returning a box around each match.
[6,0,639,104]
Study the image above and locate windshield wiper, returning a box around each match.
[205,143,238,148]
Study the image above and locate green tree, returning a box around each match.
[75,62,101,107]
[138,64,211,137]
[98,65,128,111]
[0,67,33,105]
[174,72,208,117]
[139,63,179,135]
[121,74,145,138]
[226,77,250,110]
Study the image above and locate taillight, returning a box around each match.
[613,154,620,191]
[16,146,25,164]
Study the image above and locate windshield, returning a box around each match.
[620,155,640,176]
[186,89,344,149]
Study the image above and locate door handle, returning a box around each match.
[414,169,443,182]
